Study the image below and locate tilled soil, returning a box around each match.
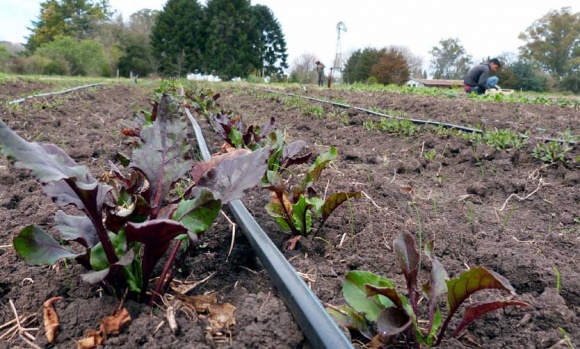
[0,82,303,349]
[0,80,579,349]
[217,85,580,349]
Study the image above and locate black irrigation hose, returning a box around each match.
[264,89,578,146]
[8,83,107,105]
[184,108,353,349]
[6,83,352,348]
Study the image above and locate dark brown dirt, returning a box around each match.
[0,81,303,349]
[216,85,580,349]
[1,80,579,349]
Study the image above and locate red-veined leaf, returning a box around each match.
[452,300,530,337]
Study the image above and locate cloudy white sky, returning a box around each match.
[0,1,577,71]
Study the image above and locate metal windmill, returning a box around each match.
[333,21,347,73]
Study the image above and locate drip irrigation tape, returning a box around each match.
[6,83,351,347]
[8,83,107,105]
[184,109,353,349]
[261,89,577,146]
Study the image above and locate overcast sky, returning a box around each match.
[1,1,577,71]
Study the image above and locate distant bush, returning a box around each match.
[45,57,71,76]
[21,55,52,75]
[510,60,549,92]
[0,46,11,72]
[35,35,109,76]
[559,73,580,94]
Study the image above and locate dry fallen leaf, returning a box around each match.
[189,293,219,313]
[76,308,131,349]
[43,296,63,344]
[285,235,301,250]
[76,329,103,349]
[400,184,414,194]
[208,303,236,332]
[100,308,131,337]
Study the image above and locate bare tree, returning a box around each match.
[397,46,424,79]
[291,52,319,84]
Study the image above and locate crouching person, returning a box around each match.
[463,58,501,95]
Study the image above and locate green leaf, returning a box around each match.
[320,191,361,218]
[364,285,405,309]
[292,196,312,235]
[327,305,373,340]
[229,128,243,148]
[263,170,282,186]
[309,197,325,217]
[426,309,442,346]
[265,202,291,231]
[308,146,337,183]
[296,146,337,193]
[343,271,396,322]
[90,230,127,271]
[446,267,517,317]
[13,225,80,265]
[82,249,135,284]
[173,188,221,235]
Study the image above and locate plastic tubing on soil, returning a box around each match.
[8,83,107,105]
[266,89,577,146]
[184,108,353,349]
[8,84,353,349]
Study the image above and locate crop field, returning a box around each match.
[0,78,579,348]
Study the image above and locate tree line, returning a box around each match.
[341,7,580,94]
[0,0,288,81]
[1,2,579,94]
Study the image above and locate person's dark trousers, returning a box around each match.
[464,85,483,95]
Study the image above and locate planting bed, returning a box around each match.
[0,80,579,348]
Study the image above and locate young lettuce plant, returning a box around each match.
[0,93,269,304]
[262,140,361,249]
[328,231,529,347]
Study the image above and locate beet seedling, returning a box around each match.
[1,92,269,304]
[262,142,361,249]
[328,231,529,347]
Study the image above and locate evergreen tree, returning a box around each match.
[251,5,288,78]
[204,0,256,80]
[26,0,111,52]
[343,47,386,83]
[370,47,410,86]
[150,0,205,76]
